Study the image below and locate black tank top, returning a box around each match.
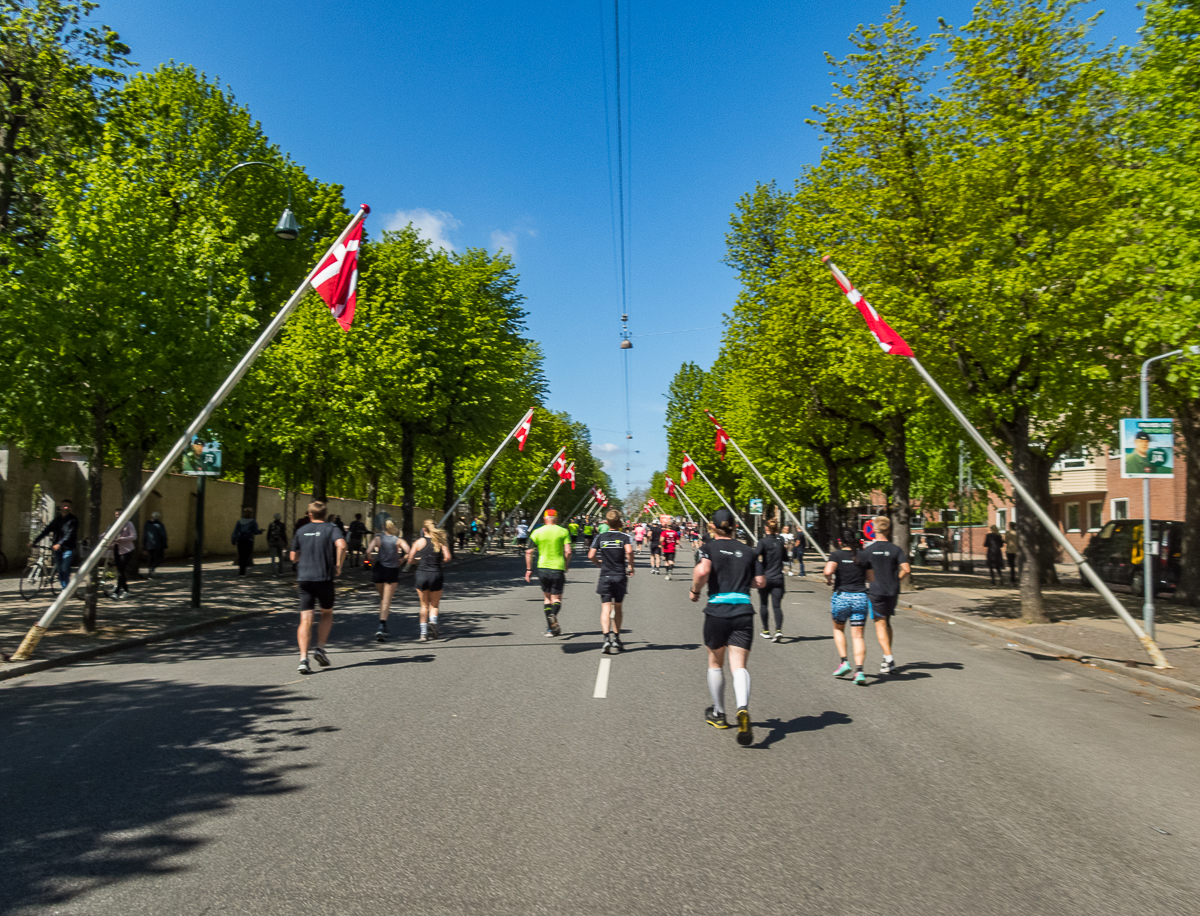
[417,539,443,572]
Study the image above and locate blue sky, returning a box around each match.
[103,0,1143,496]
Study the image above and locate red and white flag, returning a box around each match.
[312,220,364,332]
[664,476,677,498]
[563,462,576,489]
[648,498,658,508]
[705,411,731,459]
[822,256,914,357]
[513,409,534,451]
[680,454,698,485]
[550,448,567,477]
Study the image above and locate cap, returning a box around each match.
[545,508,558,518]
[1135,431,1152,441]
[712,508,735,527]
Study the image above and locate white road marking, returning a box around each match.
[593,657,612,698]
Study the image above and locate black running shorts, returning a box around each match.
[537,568,566,594]
[869,593,899,620]
[372,564,399,584]
[414,571,444,592]
[663,550,676,561]
[703,612,755,650]
[298,580,335,611]
[596,575,628,603]
[650,545,662,556]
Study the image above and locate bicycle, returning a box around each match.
[19,546,61,600]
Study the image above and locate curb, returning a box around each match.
[902,600,1200,701]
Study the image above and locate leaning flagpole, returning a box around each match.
[437,408,536,532]
[703,410,828,561]
[484,447,564,551]
[822,256,1169,669]
[684,453,756,541]
[530,478,566,530]
[565,487,596,520]
[10,205,372,662]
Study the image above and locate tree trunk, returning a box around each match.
[1031,452,1061,586]
[885,415,912,557]
[1177,397,1200,605]
[1008,419,1049,623]
[310,456,327,502]
[483,470,493,532]
[443,453,457,514]
[242,452,260,514]
[120,446,145,580]
[821,452,843,548]
[400,423,415,541]
[83,404,107,633]
[367,467,379,535]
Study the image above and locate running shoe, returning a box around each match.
[879,658,894,675]
[760,629,772,640]
[611,633,623,653]
[312,646,331,667]
[601,634,612,654]
[375,624,387,643]
[772,632,782,643]
[427,621,439,641]
[833,661,852,677]
[418,634,429,643]
[854,671,867,686]
[543,627,554,638]
[705,706,730,729]
[735,707,754,746]
[548,614,561,637]
[298,657,313,675]
[665,573,671,581]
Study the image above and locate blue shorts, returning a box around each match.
[831,591,869,625]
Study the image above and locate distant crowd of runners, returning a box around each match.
[287,498,909,749]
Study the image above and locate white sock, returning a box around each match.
[884,654,894,663]
[430,614,438,624]
[707,668,725,714]
[420,622,428,636]
[733,667,751,709]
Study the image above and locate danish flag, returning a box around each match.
[680,454,698,485]
[822,256,914,357]
[563,462,576,489]
[312,220,364,332]
[513,409,534,451]
[550,448,567,477]
[664,476,677,498]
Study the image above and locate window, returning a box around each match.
[1060,447,1089,470]
[1066,502,1081,532]
[996,508,1008,530]
[1088,501,1103,531]
[1112,498,1128,520]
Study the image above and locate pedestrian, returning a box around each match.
[525,508,572,637]
[456,520,468,551]
[231,507,264,576]
[856,515,911,676]
[266,513,289,575]
[31,499,79,589]
[111,507,137,599]
[143,511,168,578]
[661,517,681,580]
[634,522,646,554]
[755,518,788,642]
[289,500,346,675]
[1005,521,1019,584]
[984,524,1005,586]
[407,519,452,642]
[589,508,635,654]
[647,519,664,574]
[825,528,870,685]
[368,520,410,642]
[691,509,763,746]
[348,513,368,567]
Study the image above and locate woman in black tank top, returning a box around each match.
[406,519,452,642]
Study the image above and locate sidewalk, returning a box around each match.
[903,564,1200,696]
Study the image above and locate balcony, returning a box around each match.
[1049,466,1107,495]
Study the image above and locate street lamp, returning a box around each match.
[218,160,300,240]
[1137,344,1200,638]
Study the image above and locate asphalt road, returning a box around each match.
[2,546,1198,916]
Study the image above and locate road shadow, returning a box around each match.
[755,710,853,748]
[773,635,833,644]
[0,677,325,915]
[328,653,437,671]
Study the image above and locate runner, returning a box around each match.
[568,518,580,552]
[856,515,911,675]
[406,519,452,642]
[367,520,409,641]
[516,519,530,552]
[754,518,787,641]
[647,519,664,574]
[347,513,368,567]
[690,508,764,746]
[288,501,347,674]
[661,518,681,580]
[526,508,572,636]
[634,522,646,555]
[824,528,870,685]
[589,508,635,654]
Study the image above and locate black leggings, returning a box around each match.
[758,582,784,630]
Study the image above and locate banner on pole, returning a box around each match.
[180,437,222,477]
[1120,418,1175,478]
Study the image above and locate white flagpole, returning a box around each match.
[530,478,566,530]
[705,410,828,561]
[565,487,596,520]
[11,206,371,662]
[677,485,705,527]
[485,447,564,551]
[685,453,756,541]
[437,407,536,532]
[822,257,1168,670]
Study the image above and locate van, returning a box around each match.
[1083,519,1183,596]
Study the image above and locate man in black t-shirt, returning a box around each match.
[856,515,911,676]
[647,522,664,574]
[589,509,635,654]
[691,509,765,746]
[289,500,347,675]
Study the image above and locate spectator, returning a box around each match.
[231,507,264,576]
[347,513,368,567]
[267,513,289,575]
[143,511,168,578]
[112,507,137,599]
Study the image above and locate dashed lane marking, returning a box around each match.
[593,657,611,698]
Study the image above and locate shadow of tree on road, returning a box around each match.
[0,678,326,914]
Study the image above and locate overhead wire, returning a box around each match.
[613,0,633,485]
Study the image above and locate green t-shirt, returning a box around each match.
[568,523,579,537]
[530,524,570,571]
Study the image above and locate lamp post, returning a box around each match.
[193,161,299,609]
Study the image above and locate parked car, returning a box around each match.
[911,534,947,565]
[1083,519,1182,596]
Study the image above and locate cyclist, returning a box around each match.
[32,500,80,589]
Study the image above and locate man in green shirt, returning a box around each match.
[526,508,572,636]
[1125,431,1163,475]
[568,520,580,552]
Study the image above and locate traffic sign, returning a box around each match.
[863,519,876,540]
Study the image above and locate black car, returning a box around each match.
[1084,519,1183,596]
